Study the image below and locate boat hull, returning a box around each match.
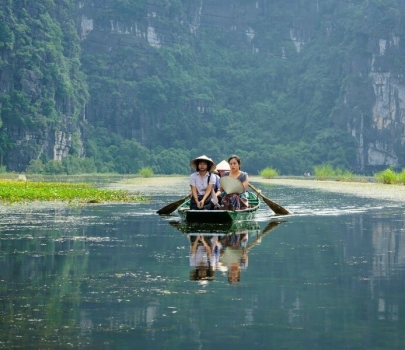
[170,219,261,235]
[177,192,260,223]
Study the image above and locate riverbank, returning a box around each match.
[118,176,405,203]
[252,177,405,203]
[1,174,403,204]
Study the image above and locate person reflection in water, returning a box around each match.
[227,250,248,284]
[189,235,219,281]
[220,230,249,284]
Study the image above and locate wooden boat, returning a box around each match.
[177,191,260,223]
[170,219,261,235]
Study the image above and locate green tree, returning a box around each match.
[27,159,45,174]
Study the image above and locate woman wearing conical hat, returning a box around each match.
[216,160,230,176]
[189,155,216,210]
[214,160,231,205]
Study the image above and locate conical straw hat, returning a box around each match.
[220,176,244,194]
[190,155,216,171]
[216,160,230,171]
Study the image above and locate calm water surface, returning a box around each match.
[0,182,404,349]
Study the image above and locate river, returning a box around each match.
[0,177,404,349]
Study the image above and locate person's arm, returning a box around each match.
[191,235,199,253]
[190,174,201,207]
[216,176,221,193]
[215,176,222,197]
[199,236,212,255]
[242,173,249,191]
[190,185,199,204]
[213,175,219,192]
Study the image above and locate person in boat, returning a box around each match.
[189,235,217,280]
[189,155,216,210]
[214,160,231,205]
[211,170,221,208]
[220,155,249,210]
[216,159,231,177]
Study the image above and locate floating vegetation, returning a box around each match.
[0,180,147,204]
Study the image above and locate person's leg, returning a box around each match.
[190,196,199,210]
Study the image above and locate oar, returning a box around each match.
[156,195,190,215]
[246,221,283,252]
[248,184,290,215]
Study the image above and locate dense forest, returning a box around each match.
[1,0,405,175]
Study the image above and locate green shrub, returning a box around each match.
[313,164,335,180]
[335,167,355,181]
[399,169,405,184]
[314,164,358,181]
[43,160,66,175]
[374,168,400,184]
[139,167,154,178]
[27,159,44,174]
[62,155,97,174]
[260,167,279,179]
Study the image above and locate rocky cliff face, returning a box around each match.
[0,1,86,172]
[361,44,405,172]
[2,0,405,173]
[75,0,405,173]
[329,9,405,173]
[332,34,405,172]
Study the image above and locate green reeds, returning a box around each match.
[313,164,336,180]
[0,180,146,204]
[313,164,360,181]
[260,167,279,179]
[138,167,154,178]
[374,168,405,184]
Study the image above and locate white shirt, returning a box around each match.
[190,245,216,268]
[189,172,216,196]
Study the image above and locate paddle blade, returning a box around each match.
[262,196,290,215]
[248,184,290,215]
[156,195,190,215]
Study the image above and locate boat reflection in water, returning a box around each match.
[170,220,284,284]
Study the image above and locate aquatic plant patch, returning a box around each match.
[0,180,146,204]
